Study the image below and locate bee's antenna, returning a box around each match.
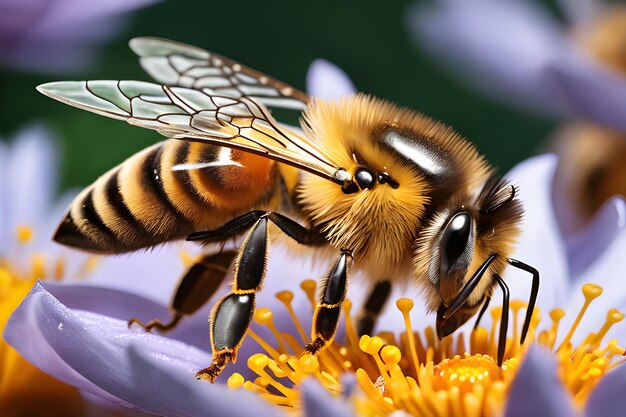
[493,274,510,367]
[507,259,540,344]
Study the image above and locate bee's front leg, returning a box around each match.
[304,249,353,355]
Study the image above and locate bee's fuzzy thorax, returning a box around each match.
[297,95,492,279]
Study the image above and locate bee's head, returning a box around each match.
[413,175,523,338]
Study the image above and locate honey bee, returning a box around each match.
[38,37,539,381]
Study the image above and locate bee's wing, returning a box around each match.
[129,37,309,111]
[36,80,343,183]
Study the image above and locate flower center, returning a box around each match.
[227,281,626,416]
[433,354,502,391]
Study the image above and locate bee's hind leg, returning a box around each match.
[304,249,353,355]
[195,216,271,382]
[356,280,392,337]
[128,250,237,334]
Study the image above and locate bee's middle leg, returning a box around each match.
[189,210,325,382]
[128,250,237,333]
[304,249,353,355]
[356,280,392,336]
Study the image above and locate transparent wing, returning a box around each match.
[36,80,345,183]
[129,37,309,111]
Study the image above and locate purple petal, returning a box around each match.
[4,282,142,409]
[504,154,569,310]
[407,0,569,115]
[560,203,626,342]
[585,358,626,417]
[0,0,159,73]
[0,139,8,253]
[37,281,213,351]
[38,0,160,28]
[546,55,626,131]
[565,196,626,280]
[126,344,281,417]
[8,125,58,240]
[306,59,357,100]
[300,378,354,417]
[4,282,273,416]
[505,345,575,417]
[83,243,196,306]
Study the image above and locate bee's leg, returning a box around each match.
[493,274,510,366]
[188,211,326,246]
[195,217,270,382]
[128,250,237,333]
[357,280,392,336]
[304,249,353,355]
[507,259,540,344]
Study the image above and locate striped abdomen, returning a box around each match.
[54,139,276,253]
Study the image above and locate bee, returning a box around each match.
[38,37,539,381]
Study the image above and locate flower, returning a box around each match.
[0,0,160,73]
[6,61,626,416]
[0,125,197,416]
[0,126,86,416]
[5,276,626,416]
[406,0,626,132]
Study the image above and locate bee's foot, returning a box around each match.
[196,352,232,383]
[303,337,326,356]
[127,313,182,334]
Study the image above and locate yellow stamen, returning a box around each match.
[31,253,46,280]
[1,228,85,416]
[15,225,33,244]
[559,283,603,351]
[397,298,420,377]
[300,280,317,309]
[54,257,65,281]
[233,282,624,416]
[275,291,308,344]
[254,308,289,354]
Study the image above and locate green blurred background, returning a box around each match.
[0,0,557,192]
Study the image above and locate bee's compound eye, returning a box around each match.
[440,212,473,274]
[355,168,376,190]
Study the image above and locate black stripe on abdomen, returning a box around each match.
[81,190,117,242]
[104,169,144,228]
[142,145,192,227]
[173,141,210,207]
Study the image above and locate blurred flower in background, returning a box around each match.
[0,126,85,417]
[0,125,192,416]
[406,0,626,131]
[0,0,159,73]
[408,0,626,248]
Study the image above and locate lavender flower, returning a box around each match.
[0,0,159,73]
[0,125,200,416]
